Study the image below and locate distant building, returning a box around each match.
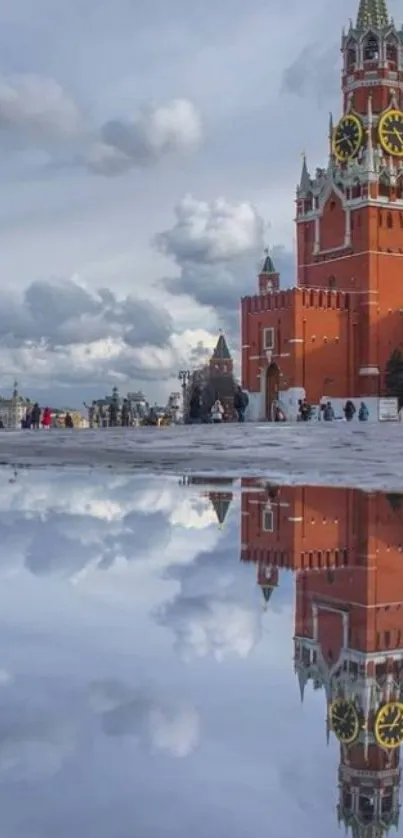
[185,333,237,420]
[0,382,30,429]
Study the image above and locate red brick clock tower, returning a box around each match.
[241,0,403,421]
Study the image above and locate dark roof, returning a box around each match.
[212,333,231,360]
[209,494,232,525]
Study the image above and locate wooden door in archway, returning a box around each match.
[265,363,280,421]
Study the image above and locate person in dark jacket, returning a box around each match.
[64,412,74,428]
[234,386,249,422]
[323,401,335,421]
[31,403,41,430]
[121,399,130,427]
[299,399,311,421]
[188,386,202,423]
[343,400,356,421]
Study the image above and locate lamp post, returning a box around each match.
[178,369,190,418]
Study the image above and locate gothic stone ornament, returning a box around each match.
[333,114,364,162]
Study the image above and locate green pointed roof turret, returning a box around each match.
[209,494,232,525]
[260,248,276,275]
[356,0,389,29]
[212,332,231,361]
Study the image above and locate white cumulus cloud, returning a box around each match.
[158,595,261,662]
[156,194,265,264]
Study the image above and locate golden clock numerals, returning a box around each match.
[378,108,403,157]
[332,114,363,163]
[374,702,403,749]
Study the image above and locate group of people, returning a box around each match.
[187,385,249,424]
[298,398,370,422]
[21,405,75,429]
[21,404,51,429]
[83,399,173,428]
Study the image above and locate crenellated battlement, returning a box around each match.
[242,287,352,313]
[300,288,351,310]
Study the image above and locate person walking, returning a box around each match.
[234,385,249,422]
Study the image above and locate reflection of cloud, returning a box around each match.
[89,679,199,758]
[0,471,223,594]
[0,705,76,782]
[157,594,261,662]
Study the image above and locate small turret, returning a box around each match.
[258,248,280,294]
[209,332,233,376]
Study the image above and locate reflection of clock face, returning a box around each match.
[333,114,363,162]
[378,109,403,157]
[329,699,360,744]
[375,702,403,748]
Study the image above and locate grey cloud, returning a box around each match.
[281,43,339,105]
[0,73,202,175]
[0,278,173,350]
[0,507,171,578]
[89,679,200,757]
[0,74,83,143]
[88,98,202,175]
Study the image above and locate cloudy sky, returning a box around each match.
[1,0,400,407]
[0,468,339,836]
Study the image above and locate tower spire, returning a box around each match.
[356,0,389,30]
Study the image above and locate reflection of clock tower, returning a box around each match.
[241,480,403,836]
[242,0,403,416]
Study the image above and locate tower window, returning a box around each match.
[346,44,356,71]
[364,34,379,61]
[387,212,393,228]
[329,276,336,289]
[262,327,275,351]
[262,508,274,532]
[386,40,398,68]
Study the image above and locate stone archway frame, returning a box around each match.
[265,362,280,421]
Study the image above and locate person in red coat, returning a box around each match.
[42,407,52,429]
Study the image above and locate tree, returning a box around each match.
[385,348,403,408]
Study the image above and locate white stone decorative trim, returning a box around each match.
[359,366,380,375]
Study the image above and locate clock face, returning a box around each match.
[375,702,403,748]
[378,109,403,157]
[333,114,363,162]
[329,699,360,744]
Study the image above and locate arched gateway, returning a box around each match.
[265,363,280,421]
